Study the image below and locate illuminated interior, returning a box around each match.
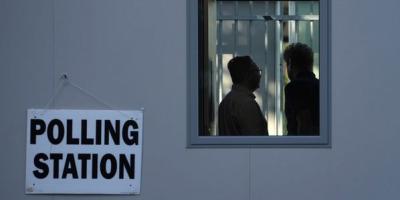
[201,0,320,136]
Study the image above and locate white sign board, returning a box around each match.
[26,109,142,194]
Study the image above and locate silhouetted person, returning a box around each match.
[218,56,268,136]
[283,43,319,136]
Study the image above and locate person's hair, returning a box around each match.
[283,43,314,71]
[227,56,254,84]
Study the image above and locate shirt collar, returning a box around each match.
[295,71,317,80]
[232,84,255,99]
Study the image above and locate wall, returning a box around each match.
[0,0,399,199]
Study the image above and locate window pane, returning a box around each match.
[201,0,320,136]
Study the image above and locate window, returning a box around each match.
[188,0,330,147]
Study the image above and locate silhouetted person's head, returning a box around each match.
[228,56,261,92]
[283,43,314,80]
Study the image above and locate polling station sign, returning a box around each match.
[25,109,143,194]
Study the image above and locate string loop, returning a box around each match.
[39,74,134,119]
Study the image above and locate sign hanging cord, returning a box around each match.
[39,74,134,119]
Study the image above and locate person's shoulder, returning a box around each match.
[235,96,259,112]
[286,77,318,89]
[219,91,232,106]
[286,81,295,88]
[224,94,255,112]
[285,81,296,93]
